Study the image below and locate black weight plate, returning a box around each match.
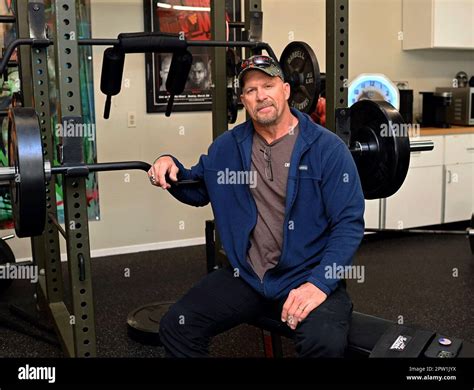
[126,301,174,346]
[0,239,15,294]
[8,108,46,237]
[279,41,321,114]
[350,100,410,199]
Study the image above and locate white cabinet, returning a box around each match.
[385,134,444,229]
[385,166,444,228]
[383,133,474,228]
[402,0,474,50]
[443,133,474,222]
[444,133,474,165]
[444,163,474,222]
[364,199,380,229]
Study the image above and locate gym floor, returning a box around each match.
[0,222,472,358]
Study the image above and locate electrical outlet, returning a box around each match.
[127,111,136,128]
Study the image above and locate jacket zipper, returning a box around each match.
[262,144,311,293]
[237,136,265,294]
[270,145,308,265]
[237,131,311,297]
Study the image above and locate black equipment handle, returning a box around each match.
[100,46,125,119]
[117,32,187,53]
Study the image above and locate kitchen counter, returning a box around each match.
[417,126,474,136]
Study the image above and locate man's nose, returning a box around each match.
[256,87,268,101]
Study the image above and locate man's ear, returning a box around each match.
[283,82,291,101]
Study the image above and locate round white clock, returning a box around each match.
[348,73,400,110]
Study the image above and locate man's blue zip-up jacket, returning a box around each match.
[166,108,365,300]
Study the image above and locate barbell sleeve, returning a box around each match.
[0,166,16,184]
[409,140,435,152]
[350,140,434,156]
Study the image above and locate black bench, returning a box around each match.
[204,220,474,358]
[251,309,394,357]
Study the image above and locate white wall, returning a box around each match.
[7,0,474,261]
[263,0,474,117]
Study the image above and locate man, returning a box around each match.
[148,55,365,357]
[159,54,172,92]
[187,56,210,90]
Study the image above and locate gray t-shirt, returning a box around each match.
[247,125,300,280]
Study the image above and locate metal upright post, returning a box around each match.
[52,0,96,357]
[210,0,230,268]
[211,0,227,140]
[244,0,262,57]
[15,0,67,330]
[244,0,262,121]
[15,1,33,103]
[326,0,348,134]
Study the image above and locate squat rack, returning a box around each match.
[4,0,280,357]
[15,0,96,357]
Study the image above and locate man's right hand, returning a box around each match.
[148,156,180,190]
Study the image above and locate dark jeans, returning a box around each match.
[159,267,353,357]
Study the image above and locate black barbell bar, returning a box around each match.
[4,107,202,238]
[0,139,433,184]
[0,161,198,184]
[6,105,435,237]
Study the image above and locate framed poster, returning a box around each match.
[144,0,241,113]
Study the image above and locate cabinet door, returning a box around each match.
[364,199,380,229]
[386,166,443,229]
[444,133,474,165]
[402,0,474,50]
[444,163,474,222]
[433,0,474,49]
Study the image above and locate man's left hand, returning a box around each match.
[281,282,328,330]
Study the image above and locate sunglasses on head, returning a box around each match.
[240,56,276,70]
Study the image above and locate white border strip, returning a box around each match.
[16,237,206,263]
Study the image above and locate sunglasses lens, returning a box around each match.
[241,56,273,70]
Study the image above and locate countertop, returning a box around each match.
[417,126,473,136]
